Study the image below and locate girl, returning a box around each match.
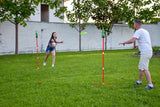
[43,32,63,67]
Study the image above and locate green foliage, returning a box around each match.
[91,0,124,35]
[0,0,63,55]
[54,0,94,51]
[67,0,92,22]
[54,0,92,30]
[0,0,62,26]
[65,0,93,30]
[54,6,67,19]
[123,0,160,28]
[0,50,160,106]
[91,0,160,32]
[0,0,35,26]
[153,47,160,55]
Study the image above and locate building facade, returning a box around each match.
[27,0,69,23]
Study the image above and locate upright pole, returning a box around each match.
[91,27,113,87]
[36,32,39,69]
[102,28,105,84]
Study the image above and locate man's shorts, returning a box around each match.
[46,45,55,52]
[138,52,153,71]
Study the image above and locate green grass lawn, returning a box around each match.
[0,49,160,107]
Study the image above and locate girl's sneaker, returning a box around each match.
[134,81,142,85]
[43,62,46,66]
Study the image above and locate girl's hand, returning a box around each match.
[61,41,64,43]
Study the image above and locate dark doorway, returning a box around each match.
[41,4,49,22]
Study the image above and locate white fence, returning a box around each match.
[0,21,160,55]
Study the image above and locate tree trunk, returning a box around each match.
[105,31,107,50]
[79,20,81,52]
[15,23,18,55]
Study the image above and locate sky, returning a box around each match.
[64,0,73,11]
[64,0,73,22]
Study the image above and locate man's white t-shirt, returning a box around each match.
[133,28,152,54]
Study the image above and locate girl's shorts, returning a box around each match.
[46,46,55,52]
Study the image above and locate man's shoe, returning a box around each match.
[134,81,142,85]
[145,85,154,89]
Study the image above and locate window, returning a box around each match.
[41,4,49,22]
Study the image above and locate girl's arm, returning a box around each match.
[55,40,63,43]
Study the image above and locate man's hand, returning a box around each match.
[119,37,137,46]
[119,42,125,46]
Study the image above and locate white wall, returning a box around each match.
[108,24,135,50]
[143,24,160,47]
[0,21,160,55]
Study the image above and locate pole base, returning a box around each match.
[92,81,114,87]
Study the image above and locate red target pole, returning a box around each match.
[102,28,105,84]
[92,28,113,87]
[36,32,39,69]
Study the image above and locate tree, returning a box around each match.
[55,0,160,51]
[91,0,160,50]
[56,0,93,51]
[123,0,160,28]
[121,0,160,48]
[91,0,124,50]
[0,0,63,55]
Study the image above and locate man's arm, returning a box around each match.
[119,37,137,46]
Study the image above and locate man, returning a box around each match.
[119,20,154,89]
